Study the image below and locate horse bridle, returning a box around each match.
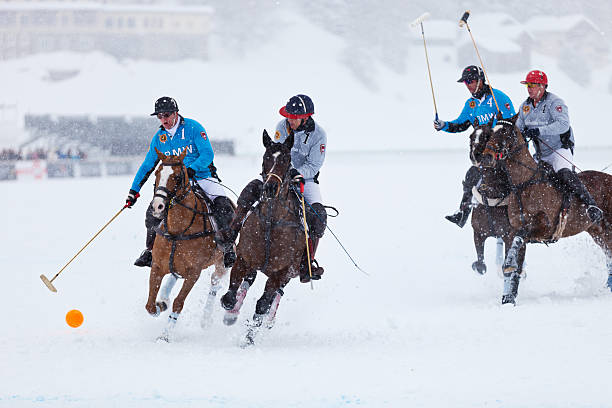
[154,162,189,205]
[482,120,528,163]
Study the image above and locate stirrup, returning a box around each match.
[587,205,603,223]
[134,249,152,267]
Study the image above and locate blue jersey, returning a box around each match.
[442,88,515,133]
[130,116,214,192]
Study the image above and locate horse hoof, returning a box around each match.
[156,300,168,313]
[501,294,516,306]
[220,291,237,311]
[156,334,170,343]
[472,261,487,275]
[223,312,238,326]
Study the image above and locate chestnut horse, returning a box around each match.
[146,148,229,341]
[469,122,527,277]
[476,115,612,304]
[220,130,306,346]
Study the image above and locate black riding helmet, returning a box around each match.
[151,96,179,116]
[457,65,485,83]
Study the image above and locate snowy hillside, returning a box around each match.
[2,11,612,155]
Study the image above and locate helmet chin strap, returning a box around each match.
[471,79,484,98]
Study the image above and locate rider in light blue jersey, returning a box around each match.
[434,65,516,228]
[125,97,236,268]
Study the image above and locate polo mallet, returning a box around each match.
[299,182,314,290]
[40,206,128,292]
[410,12,438,120]
[458,10,500,114]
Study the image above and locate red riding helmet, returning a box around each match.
[521,70,548,86]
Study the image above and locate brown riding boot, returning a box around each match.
[299,237,324,283]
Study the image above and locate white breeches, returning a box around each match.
[303,180,322,204]
[197,177,228,200]
[539,148,574,172]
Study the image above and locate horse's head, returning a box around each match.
[469,118,487,165]
[261,129,294,200]
[150,147,189,218]
[480,114,523,168]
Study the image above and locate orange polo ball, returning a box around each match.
[65,309,84,328]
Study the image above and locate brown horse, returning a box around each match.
[146,148,229,341]
[477,115,612,304]
[220,130,306,346]
[469,122,527,277]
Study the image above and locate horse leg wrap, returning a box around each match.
[495,238,504,267]
[503,236,524,274]
[159,273,178,303]
[607,258,612,290]
[264,290,283,329]
[502,272,520,305]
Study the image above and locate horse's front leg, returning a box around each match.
[501,229,528,305]
[157,271,200,342]
[146,265,165,316]
[158,273,179,313]
[221,257,256,326]
[242,273,286,348]
[471,230,487,275]
[201,256,227,329]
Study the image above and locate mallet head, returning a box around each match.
[410,12,431,28]
[459,10,470,27]
[40,274,57,293]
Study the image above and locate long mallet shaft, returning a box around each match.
[458,10,501,114]
[299,183,314,290]
[410,12,438,120]
[40,206,127,293]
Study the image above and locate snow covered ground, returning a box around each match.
[2,148,612,407]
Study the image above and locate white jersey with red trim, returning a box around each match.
[274,118,327,181]
[516,91,575,158]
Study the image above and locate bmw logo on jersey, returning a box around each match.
[476,112,495,124]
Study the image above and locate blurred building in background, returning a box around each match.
[0,0,213,60]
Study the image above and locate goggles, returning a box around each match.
[156,112,174,119]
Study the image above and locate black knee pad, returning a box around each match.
[307,202,327,238]
[237,179,263,209]
[213,196,235,216]
[464,166,481,187]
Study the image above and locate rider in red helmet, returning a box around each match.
[517,70,603,223]
[222,94,328,283]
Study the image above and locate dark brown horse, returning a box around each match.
[469,122,527,277]
[146,148,229,341]
[476,115,612,304]
[220,130,306,346]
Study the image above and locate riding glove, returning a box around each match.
[433,119,446,131]
[186,167,196,179]
[125,189,140,208]
[523,127,540,141]
[289,168,305,186]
